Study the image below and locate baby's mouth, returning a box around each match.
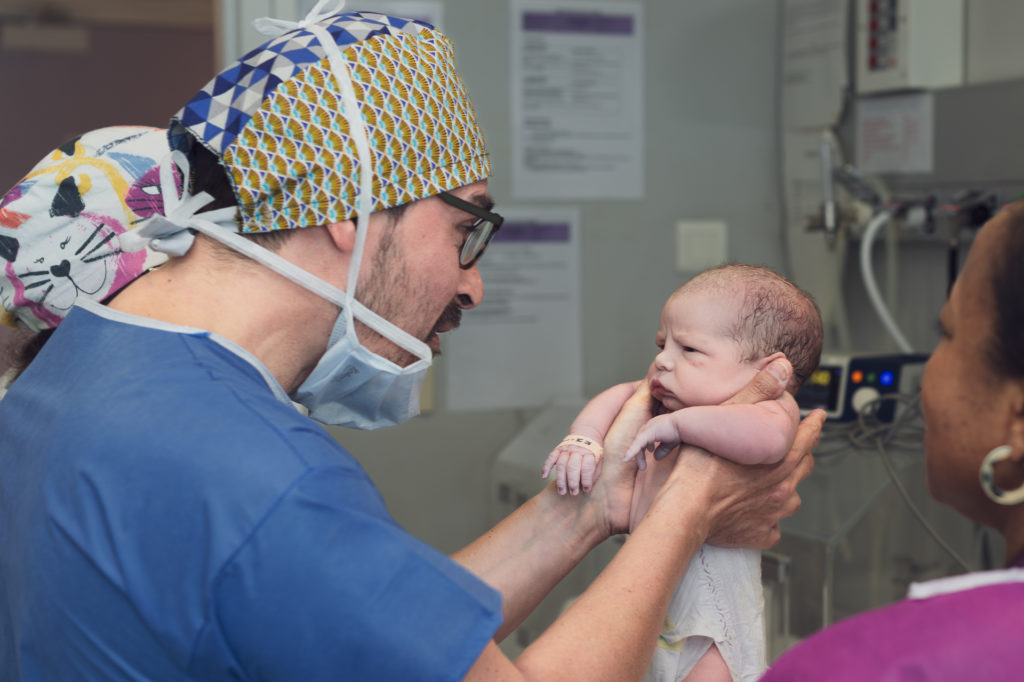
[650,379,675,406]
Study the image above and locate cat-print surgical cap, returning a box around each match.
[0,126,174,331]
[168,8,489,234]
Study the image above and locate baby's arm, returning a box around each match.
[541,381,639,495]
[625,392,800,466]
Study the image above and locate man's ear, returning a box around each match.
[324,220,357,254]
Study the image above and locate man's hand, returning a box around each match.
[584,381,655,536]
[704,357,821,546]
[723,357,791,406]
[629,358,824,546]
[701,409,821,547]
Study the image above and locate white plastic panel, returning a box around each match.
[966,0,1024,85]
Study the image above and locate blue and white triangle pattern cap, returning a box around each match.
[172,12,425,156]
[168,8,490,234]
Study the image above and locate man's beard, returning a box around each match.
[354,224,460,364]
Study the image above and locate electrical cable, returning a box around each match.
[885,211,900,350]
[874,435,971,573]
[859,210,915,353]
[844,393,972,573]
[819,130,853,351]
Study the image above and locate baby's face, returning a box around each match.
[646,287,760,410]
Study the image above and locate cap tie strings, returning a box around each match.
[250,0,429,363]
[120,150,237,257]
[251,0,344,36]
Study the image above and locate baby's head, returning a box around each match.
[647,264,822,410]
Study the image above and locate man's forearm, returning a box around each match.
[451,481,610,641]
[513,464,711,680]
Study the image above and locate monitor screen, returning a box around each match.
[795,365,842,413]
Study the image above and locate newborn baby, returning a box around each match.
[542,264,822,682]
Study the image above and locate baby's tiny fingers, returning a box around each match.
[581,457,599,492]
[541,446,570,478]
[567,451,584,495]
[653,443,675,460]
[554,452,572,494]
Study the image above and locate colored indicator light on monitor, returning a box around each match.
[880,370,894,387]
[851,370,863,384]
[811,369,830,386]
[867,372,877,384]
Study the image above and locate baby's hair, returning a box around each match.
[676,264,823,393]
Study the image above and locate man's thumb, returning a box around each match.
[725,357,791,405]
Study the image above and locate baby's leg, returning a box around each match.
[681,645,731,682]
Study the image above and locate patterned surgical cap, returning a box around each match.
[169,11,490,234]
[0,127,174,331]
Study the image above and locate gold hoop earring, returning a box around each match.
[979,445,1024,506]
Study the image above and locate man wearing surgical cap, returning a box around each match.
[0,5,820,680]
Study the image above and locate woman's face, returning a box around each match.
[921,216,1015,527]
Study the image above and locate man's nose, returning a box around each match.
[457,263,483,309]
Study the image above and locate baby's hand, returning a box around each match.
[541,435,604,495]
[623,414,683,468]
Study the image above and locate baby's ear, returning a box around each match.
[753,351,787,371]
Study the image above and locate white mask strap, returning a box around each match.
[253,0,372,306]
[185,214,428,358]
[125,149,429,361]
[252,1,427,363]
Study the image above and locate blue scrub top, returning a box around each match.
[0,305,502,681]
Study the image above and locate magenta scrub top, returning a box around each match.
[761,553,1024,680]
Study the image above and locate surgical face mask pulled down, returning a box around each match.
[127,8,432,430]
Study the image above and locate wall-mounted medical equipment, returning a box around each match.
[856,0,964,94]
[796,352,928,421]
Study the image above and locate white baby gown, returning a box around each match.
[644,544,766,682]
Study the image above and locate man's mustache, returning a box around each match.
[433,303,462,335]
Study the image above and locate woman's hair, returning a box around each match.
[987,200,1024,377]
[7,328,53,379]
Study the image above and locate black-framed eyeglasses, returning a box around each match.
[438,191,503,269]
